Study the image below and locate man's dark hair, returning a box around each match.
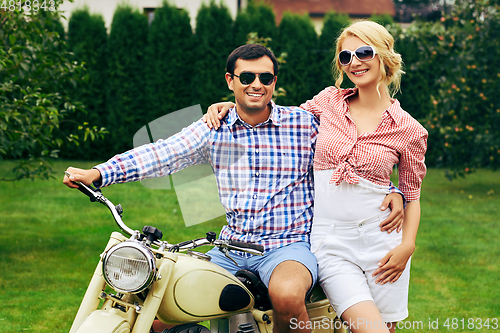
[226,44,279,76]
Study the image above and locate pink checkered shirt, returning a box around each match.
[301,87,428,201]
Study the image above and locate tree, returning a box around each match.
[106,5,149,155]
[63,7,108,160]
[274,12,319,106]
[316,12,351,91]
[146,1,195,120]
[234,0,277,46]
[193,0,236,111]
[0,2,105,181]
[370,13,395,26]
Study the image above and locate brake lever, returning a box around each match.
[227,246,264,256]
[219,247,238,266]
[216,240,264,267]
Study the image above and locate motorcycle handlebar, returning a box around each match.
[65,171,136,237]
[65,171,264,256]
[228,240,264,253]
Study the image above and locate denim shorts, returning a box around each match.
[206,241,318,292]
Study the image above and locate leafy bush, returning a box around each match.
[392,0,500,178]
[0,5,104,181]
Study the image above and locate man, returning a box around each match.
[63,44,403,332]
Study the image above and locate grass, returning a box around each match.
[0,161,499,332]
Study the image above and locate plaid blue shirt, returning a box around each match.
[95,102,317,254]
[95,102,403,255]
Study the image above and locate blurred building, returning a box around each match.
[263,0,396,32]
[58,0,248,30]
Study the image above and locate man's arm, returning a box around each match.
[63,120,211,189]
[379,183,406,233]
[63,167,101,188]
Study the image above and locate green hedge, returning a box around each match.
[146,2,195,120]
[62,0,499,176]
[274,12,319,106]
[192,0,236,111]
[105,5,149,156]
[63,8,108,160]
[234,0,276,46]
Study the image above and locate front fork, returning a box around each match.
[132,254,176,333]
[69,232,177,333]
[69,232,125,333]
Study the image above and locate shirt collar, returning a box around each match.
[226,100,282,127]
[342,87,403,126]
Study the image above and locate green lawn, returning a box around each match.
[0,161,498,332]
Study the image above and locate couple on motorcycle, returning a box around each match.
[65,26,425,332]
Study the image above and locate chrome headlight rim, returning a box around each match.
[102,241,156,294]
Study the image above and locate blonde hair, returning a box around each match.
[333,20,404,98]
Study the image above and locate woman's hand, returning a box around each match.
[372,242,415,285]
[202,102,235,130]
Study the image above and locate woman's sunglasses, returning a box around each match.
[233,72,275,86]
[338,45,377,66]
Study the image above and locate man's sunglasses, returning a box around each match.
[338,45,377,66]
[233,72,275,86]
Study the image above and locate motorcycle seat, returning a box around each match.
[235,269,329,309]
[235,269,273,311]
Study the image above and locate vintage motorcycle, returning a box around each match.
[65,172,346,333]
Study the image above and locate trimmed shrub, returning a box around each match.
[106,5,149,155]
[274,12,319,106]
[234,0,277,46]
[316,11,351,91]
[193,0,236,112]
[63,8,108,159]
[146,2,195,119]
[370,13,395,27]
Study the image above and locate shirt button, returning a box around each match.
[359,222,364,228]
[253,128,257,132]
[256,149,259,154]
[253,194,257,199]
[250,217,254,221]
[255,172,260,177]
[249,233,253,237]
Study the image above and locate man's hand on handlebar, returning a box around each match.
[63,167,101,189]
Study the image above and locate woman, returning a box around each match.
[204,21,427,333]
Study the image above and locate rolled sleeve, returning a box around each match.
[398,128,428,201]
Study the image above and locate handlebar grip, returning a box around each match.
[77,183,97,202]
[228,240,264,252]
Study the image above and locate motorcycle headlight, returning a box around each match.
[102,241,156,293]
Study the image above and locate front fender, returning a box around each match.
[72,310,131,333]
